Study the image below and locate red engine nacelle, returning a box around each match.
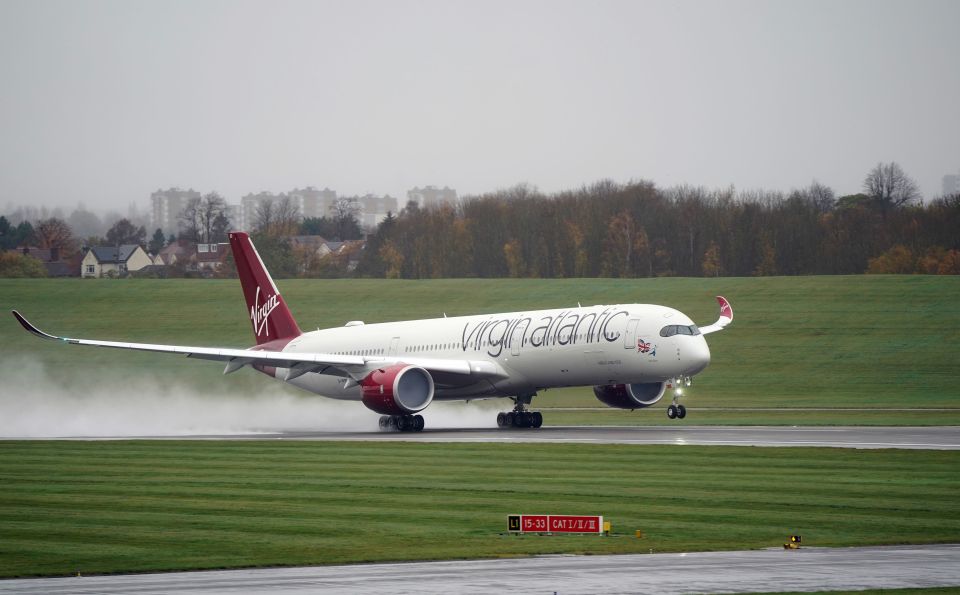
[360,364,435,415]
[593,382,667,410]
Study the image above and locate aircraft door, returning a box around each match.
[624,319,639,349]
[511,320,529,356]
[388,337,400,357]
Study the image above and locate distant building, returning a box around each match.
[150,188,201,238]
[943,171,960,196]
[239,191,283,232]
[356,194,398,228]
[407,186,457,210]
[288,186,338,219]
[81,245,152,278]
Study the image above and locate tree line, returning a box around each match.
[3,162,959,278]
[356,163,960,278]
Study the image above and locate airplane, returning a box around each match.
[11,231,733,432]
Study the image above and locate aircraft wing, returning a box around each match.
[11,310,505,381]
[699,296,733,335]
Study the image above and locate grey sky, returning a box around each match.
[1,0,958,213]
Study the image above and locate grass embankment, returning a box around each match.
[1,276,958,425]
[1,441,957,578]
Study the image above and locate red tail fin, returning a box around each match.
[229,232,302,345]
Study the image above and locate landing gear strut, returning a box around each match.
[379,414,425,432]
[497,394,543,429]
[666,377,690,420]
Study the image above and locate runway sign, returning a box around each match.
[507,514,603,534]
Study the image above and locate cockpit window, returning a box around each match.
[659,324,701,337]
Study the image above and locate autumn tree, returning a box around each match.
[503,239,524,277]
[0,252,47,277]
[379,240,404,279]
[867,245,915,274]
[33,217,77,257]
[702,241,721,277]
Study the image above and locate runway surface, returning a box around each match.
[97,425,960,449]
[3,544,958,594]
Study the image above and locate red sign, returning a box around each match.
[508,514,603,534]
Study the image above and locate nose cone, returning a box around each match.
[686,336,711,376]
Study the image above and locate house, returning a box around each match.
[8,246,80,277]
[290,235,331,257]
[81,245,152,278]
[196,242,231,272]
[155,239,193,267]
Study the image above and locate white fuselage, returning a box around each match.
[276,304,711,402]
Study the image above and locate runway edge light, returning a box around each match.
[783,535,802,550]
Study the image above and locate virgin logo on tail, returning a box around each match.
[251,286,279,338]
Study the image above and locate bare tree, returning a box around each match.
[273,196,301,236]
[330,196,361,240]
[863,162,920,210]
[252,196,300,236]
[253,198,275,234]
[805,180,836,213]
[178,197,202,242]
[179,193,229,242]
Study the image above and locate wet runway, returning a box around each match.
[3,544,958,594]
[105,425,960,450]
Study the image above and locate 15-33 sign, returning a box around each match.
[507,514,603,534]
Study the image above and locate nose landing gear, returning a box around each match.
[666,377,691,420]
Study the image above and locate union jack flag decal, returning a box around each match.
[637,339,652,354]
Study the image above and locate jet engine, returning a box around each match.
[593,382,666,409]
[360,364,435,415]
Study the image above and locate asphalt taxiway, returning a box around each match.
[121,425,960,449]
[3,544,958,594]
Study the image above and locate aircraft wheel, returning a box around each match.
[497,412,507,428]
[676,405,687,419]
[667,404,678,419]
[505,412,515,427]
[531,411,543,428]
[517,412,531,428]
[397,415,411,432]
[413,415,425,432]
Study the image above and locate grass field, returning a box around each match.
[1,275,958,425]
[1,277,958,579]
[1,441,958,578]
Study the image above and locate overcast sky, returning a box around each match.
[1,0,958,213]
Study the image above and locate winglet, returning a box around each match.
[11,310,62,341]
[717,295,733,322]
[700,296,733,335]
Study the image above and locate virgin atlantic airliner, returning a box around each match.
[12,232,733,432]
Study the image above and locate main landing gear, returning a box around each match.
[497,394,543,429]
[379,414,425,432]
[666,376,692,420]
